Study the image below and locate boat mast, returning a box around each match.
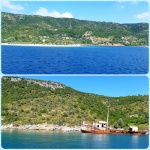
[107,106,109,129]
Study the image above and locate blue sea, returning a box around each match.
[2,130,149,149]
[1,45,148,74]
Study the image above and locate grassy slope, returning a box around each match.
[2,77,148,130]
[2,12,148,46]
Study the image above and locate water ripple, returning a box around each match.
[2,46,148,74]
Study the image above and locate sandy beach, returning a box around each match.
[2,43,147,48]
[1,43,82,47]
[1,43,127,47]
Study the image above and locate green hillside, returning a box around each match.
[2,77,148,130]
[2,12,148,46]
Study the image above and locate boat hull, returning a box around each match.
[128,131,148,135]
[81,129,147,135]
[81,129,112,134]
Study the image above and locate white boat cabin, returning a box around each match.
[129,126,138,132]
[93,121,108,130]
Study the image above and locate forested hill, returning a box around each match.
[2,12,148,46]
[2,77,148,130]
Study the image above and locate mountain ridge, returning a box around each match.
[5,77,67,90]
[2,12,148,46]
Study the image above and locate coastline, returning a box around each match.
[1,43,148,47]
[1,43,83,47]
[1,124,81,132]
[1,43,125,47]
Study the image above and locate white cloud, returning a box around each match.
[135,12,149,19]
[117,1,138,9]
[34,7,73,18]
[131,1,139,5]
[2,1,24,12]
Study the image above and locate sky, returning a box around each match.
[1,0,149,23]
[18,76,148,97]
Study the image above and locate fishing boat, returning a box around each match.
[81,120,111,134]
[81,106,116,134]
[81,106,148,135]
[81,120,127,134]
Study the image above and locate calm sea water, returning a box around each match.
[1,45,148,74]
[1,130,148,149]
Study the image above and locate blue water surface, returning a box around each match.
[2,130,149,149]
[1,45,148,74]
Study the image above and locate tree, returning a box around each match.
[118,118,124,128]
[114,122,119,129]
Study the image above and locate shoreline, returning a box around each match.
[1,43,84,47]
[1,124,81,132]
[1,43,148,47]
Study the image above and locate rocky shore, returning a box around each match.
[1,123,81,132]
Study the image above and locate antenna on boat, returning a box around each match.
[107,106,109,129]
